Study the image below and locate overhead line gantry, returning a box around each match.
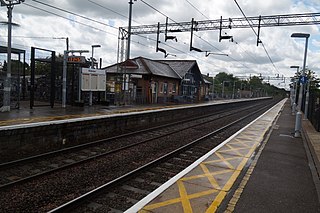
[124,12,320,35]
[118,12,320,61]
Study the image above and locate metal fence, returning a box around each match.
[307,89,320,132]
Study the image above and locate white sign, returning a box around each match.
[81,68,106,91]
[131,74,142,79]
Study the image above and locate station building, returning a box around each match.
[103,57,210,104]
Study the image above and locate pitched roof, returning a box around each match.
[156,60,197,77]
[140,58,180,79]
[103,57,181,79]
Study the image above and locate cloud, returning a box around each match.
[0,0,319,91]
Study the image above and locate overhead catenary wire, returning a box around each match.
[21,0,253,72]
[139,0,255,72]
[21,3,152,53]
[23,1,215,66]
[233,0,281,74]
[182,0,256,70]
[24,3,118,36]
[31,0,118,30]
[185,0,210,20]
[17,1,222,70]
[140,0,253,71]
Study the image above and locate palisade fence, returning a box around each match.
[308,89,320,132]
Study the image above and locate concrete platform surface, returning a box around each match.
[228,100,320,213]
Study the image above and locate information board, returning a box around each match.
[81,68,106,91]
[67,56,86,63]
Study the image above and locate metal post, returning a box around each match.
[232,81,235,99]
[292,34,309,112]
[211,76,214,100]
[50,51,56,108]
[62,50,67,108]
[301,36,309,112]
[126,0,135,60]
[290,66,299,114]
[1,4,13,112]
[305,80,310,119]
[78,67,81,102]
[89,47,94,106]
[90,45,101,106]
[295,111,302,137]
[222,81,225,98]
[30,47,35,109]
[291,33,309,136]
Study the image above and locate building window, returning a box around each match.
[163,82,168,94]
[172,83,176,93]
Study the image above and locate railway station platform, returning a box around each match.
[126,99,320,213]
[0,98,264,127]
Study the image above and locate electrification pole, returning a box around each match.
[0,0,24,112]
[126,0,136,60]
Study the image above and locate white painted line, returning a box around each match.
[125,98,286,213]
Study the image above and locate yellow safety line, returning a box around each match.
[141,197,182,211]
[142,188,219,211]
[204,156,239,165]
[215,152,235,170]
[177,180,193,212]
[206,191,227,213]
[200,163,221,190]
[181,170,231,182]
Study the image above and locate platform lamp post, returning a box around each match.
[291,33,310,137]
[0,0,24,112]
[290,65,299,114]
[89,44,101,106]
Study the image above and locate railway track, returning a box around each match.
[0,101,265,189]
[0,99,278,212]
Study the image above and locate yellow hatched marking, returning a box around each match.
[177,180,193,212]
[236,155,250,171]
[230,139,252,148]
[224,144,245,156]
[214,152,235,170]
[220,145,251,156]
[140,101,285,213]
[181,169,231,182]
[205,155,239,164]
[206,190,227,213]
[142,189,218,211]
[142,197,181,211]
[199,163,221,189]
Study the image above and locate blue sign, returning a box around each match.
[299,76,308,84]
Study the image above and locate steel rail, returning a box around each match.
[48,100,277,212]
[0,102,264,190]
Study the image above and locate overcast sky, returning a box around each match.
[0,0,320,89]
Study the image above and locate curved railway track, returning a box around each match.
[0,99,279,212]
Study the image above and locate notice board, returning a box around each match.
[81,68,106,91]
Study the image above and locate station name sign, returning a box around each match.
[67,56,86,63]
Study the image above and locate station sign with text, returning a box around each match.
[67,56,86,64]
